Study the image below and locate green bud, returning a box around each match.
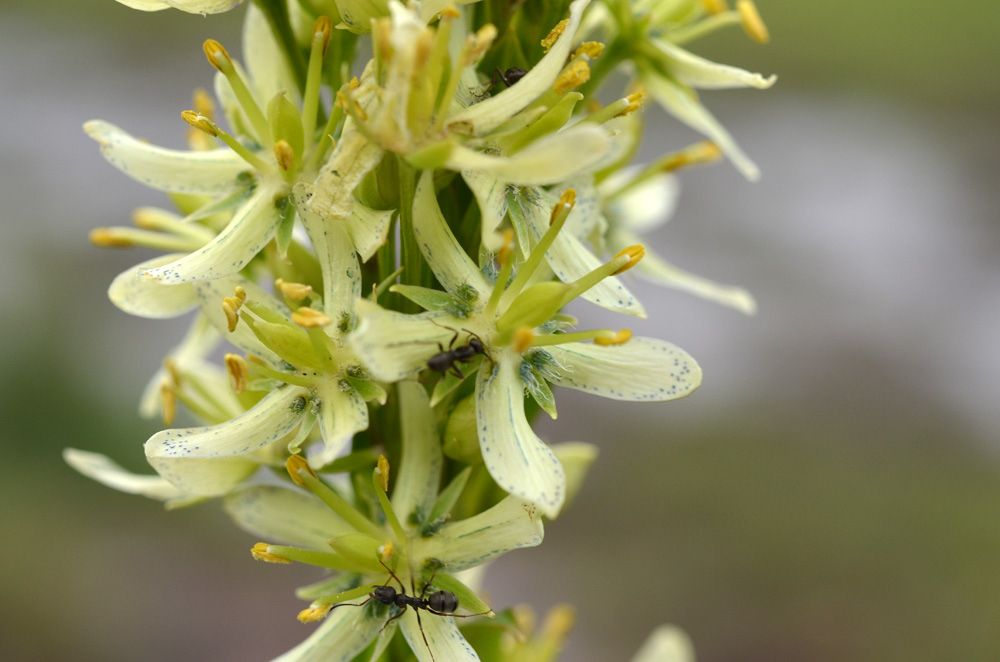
[444,395,482,465]
[496,281,573,333]
[267,90,304,167]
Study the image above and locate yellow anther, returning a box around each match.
[349,76,360,90]
[224,353,249,394]
[291,306,332,328]
[572,41,604,60]
[379,539,395,563]
[202,39,232,72]
[553,60,590,95]
[164,358,181,388]
[513,604,537,635]
[222,299,240,332]
[541,604,577,640]
[297,604,333,622]
[467,23,498,62]
[660,140,722,171]
[376,454,390,493]
[541,18,569,53]
[251,542,292,564]
[513,327,536,353]
[287,454,317,487]
[594,329,633,346]
[234,286,247,305]
[737,0,770,44]
[159,383,177,426]
[314,16,333,55]
[441,5,461,18]
[616,91,645,118]
[611,245,645,275]
[273,139,295,171]
[702,0,728,15]
[89,228,132,248]
[550,188,576,226]
[275,278,313,301]
[497,229,516,267]
[192,88,215,119]
[181,110,218,137]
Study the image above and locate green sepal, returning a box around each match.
[430,355,483,407]
[327,532,385,574]
[442,396,482,464]
[275,195,296,263]
[425,572,492,616]
[390,284,475,317]
[346,376,387,405]
[421,466,472,536]
[405,140,454,170]
[316,448,381,474]
[505,92,583,154]
[267,90,304,167]
[496,281,572,332]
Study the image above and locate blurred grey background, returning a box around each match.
[2,1,998,660]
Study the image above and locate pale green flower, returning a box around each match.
[583,0,775,179]
[115,0,243,13]
[309,0,615,251]
[234,384,543,662]
[631,625,695,662]
[349,174,701,517]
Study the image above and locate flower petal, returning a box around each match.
[543,337,702,401]
[271,602,384,662]
[476,355,565,518]
[608,227,756,314]
[415,495,544,571]
[652,39,777,90]
[413,170,491,299]
[630,626,695,662]
[310,378,369,467]
[345,202,394,263]
[461,169,508,252]
[114,0,244,13]
[447,0,591,135]
[445,124,611,186]
[510,189,646,317]
[83,120,248,193]
[145,385,310,495]
[223,485,354,549]
[144,184,282,284]
[601,171,680,234]
[399,609,480,662]
[310,127,385,220]
[63,449,185,502]
[391,383,443,525]
[192,275,285,366]
[108,254,199,318]
[349,300,457,382]
[243,4,299,105]
[639,66,761,180]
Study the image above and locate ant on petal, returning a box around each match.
[426,321,490,380]
[329,557,492,661]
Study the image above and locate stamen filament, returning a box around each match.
[244,358,316,388]
[668,11,741,46]
[304,96,344,173]
[372,459,407,543]
[302,17,332,145]
[501,190,576,306]
[483,231,517,319]
[203,39,273,148]
[287,457,386,541]
[89,227,204,252]
[530,328,622,347]
[132,208,215,244]
[262,544,356,570]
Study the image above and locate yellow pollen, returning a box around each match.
[702,0,728,14]
[572,41,604,60]
[273,139,295,171]
[314,16,333,55]
[287,455,317,487]
[550,188,576,225]
[553,61,590,94]
[594,329,633,346]
[202,39,231,72]
[541,604,577,640]
[541,18,569,53]
[379,539,395,563]
[376,454,390,493]
[192,88,215,119]
[497,229,516,267]
[159,383,177,426]
[661,140,722,171]
[222,300,239,332]
[224,353,249,394]
[467,24,498,62]
[89,228,132,248]
[513,327,536,353]
[251,542,292,564]
[234,286,247,305]
[349,77,360,90]
[298,604,333,622]
[611,245,645,275]
[275,278,313,300]
[616,91,645,117]
[181,110,217,137]
[291,306,332,328]
[737,0,770,44]
[441,5,461,19]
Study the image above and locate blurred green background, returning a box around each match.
[1,1,998,660]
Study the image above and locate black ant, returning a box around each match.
[329,558,491,660]
[491,66,527,88]
[426,321,489,380]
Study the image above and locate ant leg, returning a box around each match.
[328,595,373,611]
[428,319,460,351]
[447,365,466,380]
[415,608,436,662]
[377,557,407,593]
[381,604,407,631]
[429,608,492,618]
